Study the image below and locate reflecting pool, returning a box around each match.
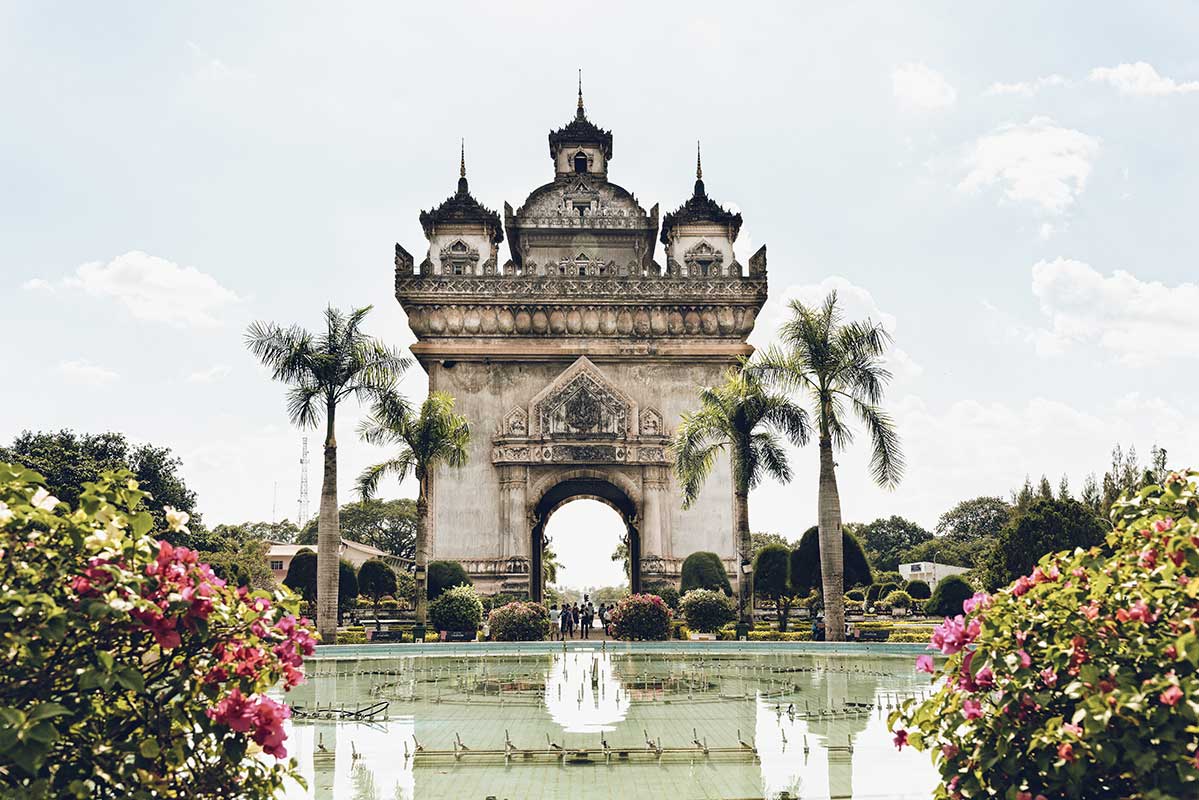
[280,643,938,800]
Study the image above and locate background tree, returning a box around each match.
[283,549,317,603]
[198,539,274,590]
[356,390,470,629]
[753,543,794,630]
[427,560,471,600]
[751,531,791,560]
[672,364,809,627]
[935,496,1011,543]
[680,551,733,596]
[0,429,202,545]
[357,558,398,618]
[980,497,1105,590]
[756,291,904,641]
[298,498,417,562]
[246,304,408,642]
[611,539,630,580]
[542,540,561,586]
[857,515,932,572]
[899,537,976,569]
[790,525,873,598]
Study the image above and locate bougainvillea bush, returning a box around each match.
[679,588,737,633]
[488,601,549,641]
[0,464,316,799]
[609,593,671,641]
[890,470,1199,799]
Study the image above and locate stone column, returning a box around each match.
[641,465,669,557]
[497,465,528,560]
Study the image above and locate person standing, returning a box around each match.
[571,603,581,639]
[550,603,561,642]
[580,595,592,640]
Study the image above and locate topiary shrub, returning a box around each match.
[904,579,931,600]
[609,593,671,641]
[891,469,1199,798]
[924,574,974,617]
[679,589,737,633]
[0,464,316,797]
[488,601,549,641]
[865,583,884,604]
[645,582,681,610]
[357,558,397,615]
[790,526,873,595]
[680,551,733,596]
[845,588,866,602]
[428,583,482,633]
[427,560,471,600]
[883,589,912,609]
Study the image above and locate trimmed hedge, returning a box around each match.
[680,552,732,596]
[488,601,549,641]
[679,589,736,633]
[904,579,932,600]
[428,584,483,632]
[924,574,974,617]
[609,594,672,641]
[427,560,471,600]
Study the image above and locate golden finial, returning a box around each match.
[460,138,466,179]
[696,140,703,180]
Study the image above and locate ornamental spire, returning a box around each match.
[577,69,585,118]
[457,138,468,194]
[694,139,706,196]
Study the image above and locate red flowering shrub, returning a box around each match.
[0,464,315,798]
[488,601,549,641]
[609,593,672,640]
[890,470,1199,798]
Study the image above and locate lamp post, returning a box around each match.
[736,559,753,640]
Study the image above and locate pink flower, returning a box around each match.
[1160,685,1184,706]
[916,655,935,674]
[1153,518,1174,533]
[1017,792,1032,800]
[207,687,255,733]
[892,729,908,750]
[962,698,983,719]
[930,615,976,655]
[1062,723,1082,736]
[1012,576,1033,596]
[963,592,992,614]
[1040,668,1058,688]
[941,743,959,759]
[1058,742,1075,762]
[974,667,994,689]
[1017,649,1032,669]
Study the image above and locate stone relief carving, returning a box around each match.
[438,239,481,275]
[683,240,725,277]
[395,275,767,299]
[394,243,414,276]
[528,357,636,438]
[504,408,527,435]
[639,408,663,437]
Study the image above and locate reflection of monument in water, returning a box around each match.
[544,650,630,734]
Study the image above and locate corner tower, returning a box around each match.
[395,89,769,600]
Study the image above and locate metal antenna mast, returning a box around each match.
[297,437,310,525]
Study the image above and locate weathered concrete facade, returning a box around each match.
[395,88,768,598]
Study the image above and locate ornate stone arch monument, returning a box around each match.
[395,90,768,600]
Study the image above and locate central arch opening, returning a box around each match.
[544,499,628,603]
[530,477,640,603]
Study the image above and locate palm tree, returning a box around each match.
[542,540,560,587]
[671,363,810,627]
[356,390,470,628]
[245,305,408,643]
[755,291,904,641]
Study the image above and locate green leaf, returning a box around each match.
[26,703,69,723]
[96,650,114,672]
[115,666,145,692]
[138,739,160,759]
[24,720,59,744]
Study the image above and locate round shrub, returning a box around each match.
[428,584,483,633]
[845,588,866,602]
[427,560,471,600]
[891,470,1199,797]
[883,589,912,609]
[679,589,737,633]
[488,601,549,641]
[680,551,733,595]
[924,574,974,617]
[865,583,884,603]
[645,583,680,610]
[904,579,931,600]
[609,593,671,641]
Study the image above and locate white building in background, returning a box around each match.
[899,561,969,588]
[265,538,390,584]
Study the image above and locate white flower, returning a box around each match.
[0,501,13,526]
[30,488,59,512]
[164,506,190,534]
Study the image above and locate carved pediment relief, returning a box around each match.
[528,356,637,438]
[639,408,664,437]
[503,408,527,435]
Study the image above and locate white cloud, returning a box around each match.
[187,364,232,384]
[751,276,923,380]
[985,74,1071,96]
[1038,222,1055,240]
[891,63,957,110]
[1089,62,1199,96]
[56,359,118,386]
[959,117,1100,213]
[42,251,241,327]
[21,278,54,292]
[1029,257,1199,364]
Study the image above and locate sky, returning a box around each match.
[3,2,1199,590]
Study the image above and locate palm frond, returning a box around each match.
[853,399,905,488]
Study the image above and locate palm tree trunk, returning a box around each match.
[817,434,846,642]
[734,487,752,625]
[414,475,430,627]
[316,410,341,643]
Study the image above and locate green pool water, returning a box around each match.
[279,642,938,800]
